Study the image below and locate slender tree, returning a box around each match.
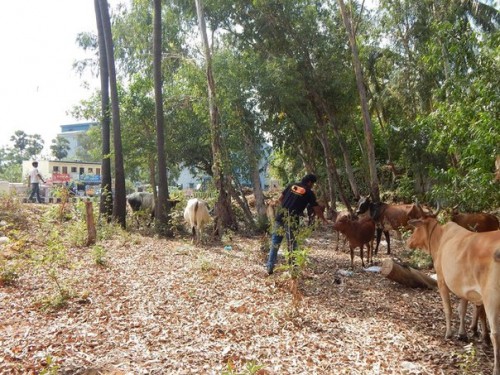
[94,0,113,219]
[195,0,237,234]
[153,0,171,235]
[98,0,127,227]
[338,0,380,202]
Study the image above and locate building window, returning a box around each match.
[71,167,77,173]
[53,166,59,172]
[88,168,93,173]
[79,168,85,175]
[96,168,101,175]
[62,166,68,174]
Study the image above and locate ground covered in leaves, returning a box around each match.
[0,202,494,374]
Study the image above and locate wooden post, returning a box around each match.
[381,259,437,289]
[85,200,96,246]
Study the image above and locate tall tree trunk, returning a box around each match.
[338,0,380,202]
[308,88,359,205]
[226,179,255,230]
[316,124,352,213]
[94,0,112,220]
[296,143,332,210]
[328,115,360,200]
[195,0,236,235]
[153,0,171,236]
[148,156,157,202]
[98,0,127,227]
[243,131,266,220]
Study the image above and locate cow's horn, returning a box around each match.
[433,201,441,217]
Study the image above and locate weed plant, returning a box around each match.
[222,360,266,375]
[30,230,72,309]
[0,259,19,285]
[91,244,107,266]
[456,343,482,374]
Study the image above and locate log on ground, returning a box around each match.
[381,258,437,289]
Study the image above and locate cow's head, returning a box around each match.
[356,194,371,215]
[407,217,437,254]
[332,214,349,231]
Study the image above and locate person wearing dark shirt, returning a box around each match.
[266,174,327,275]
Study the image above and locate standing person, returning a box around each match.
[266,174,327,275]
[27,161,46,203]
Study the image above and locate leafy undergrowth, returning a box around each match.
[0,203,494,375]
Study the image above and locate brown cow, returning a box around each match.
[306,203,326,226]
[356,195,438,255]
[332,210,351,252]
[333,215,375,268]
[451,209,500,232]
[407,217,500,375]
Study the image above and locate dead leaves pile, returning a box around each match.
[0,206,494,374]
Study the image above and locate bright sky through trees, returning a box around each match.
[0,0,124,152]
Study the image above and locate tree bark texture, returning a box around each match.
[243,131,266,220]
[153,0,171,235]
[381,259,437,289]
[94,0,113,220]
[98,0,127,228]
[338,0,380,202]
[195,0,236,234]
[85,200,97,246]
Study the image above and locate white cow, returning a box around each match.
[184,198,211,244]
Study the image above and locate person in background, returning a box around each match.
[27,161,45,203]
[266,174,327,275]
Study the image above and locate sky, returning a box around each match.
[0,1,123,154]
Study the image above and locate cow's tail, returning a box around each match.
[194,200,199,227]
[494,249,500,263]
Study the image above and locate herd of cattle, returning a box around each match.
[325,196,499,375]
[127,191,500,374]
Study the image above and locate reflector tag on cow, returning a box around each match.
[291,185,306,195]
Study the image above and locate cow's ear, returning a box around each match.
[408,219,423,228]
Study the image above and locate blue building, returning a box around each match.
[59,122,96,159]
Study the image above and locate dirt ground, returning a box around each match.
[0,204,494,375]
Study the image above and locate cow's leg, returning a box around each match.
[470,304,479,336]
[458,299,468,341]
[350,246,355,269]
[198,226,203,245]
[384,231,391,254]
[367,242,372,265]
[191,226,196,244]
[374,228,383,255]
[483,300,499,375]
[438,282,453,339]
[360,245,365,268]
[476,305,490,344]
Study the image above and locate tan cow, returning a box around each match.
[184,198,211,244]
[407,217,500,375]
